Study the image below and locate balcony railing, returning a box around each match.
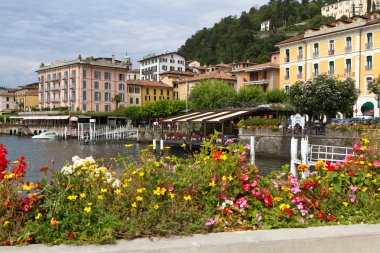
[313,51,319,58]
[345,46,352,53]
[297,54,303,61]
[328,70,335,75]
[297,73,303,78]
[313,72,319,77]
[365,65,373,70]
[344,68,352,73]
[284,56,289,63]
[284,75,290,80]
[70,84,76,89]
[365,42,373,50]
[243,79,270,85]
[328,49,335,55]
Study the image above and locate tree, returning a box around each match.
[288,74,359,121]
[264,89,289,103]
[188,80,237,109]
[112,94,123,110]
[236,86,265,106]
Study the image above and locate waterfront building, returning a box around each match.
[15,82,39,111]
[139,52,186,81]
[37,54,132,112]
[0,87,16,113]
[321,0,369,19]
[126,80,173,106]
[127,69,140,81]
[232,52,280,92]
[159,70,197,100]
[276,13,380,117]
[178,70,237,101]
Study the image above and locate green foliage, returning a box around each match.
[288,74,359,119]
[237,118,283,128]
[368,74,380,98]
[141,99,186,118]
[189,80,237,109]
[264,89,289,103]
[237,86,265,104]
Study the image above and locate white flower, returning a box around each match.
[61,165,74,175]
[112,179,121,188]
[72,156,80,162]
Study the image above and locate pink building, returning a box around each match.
[37,54,132,112]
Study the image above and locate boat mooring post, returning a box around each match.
[160,138,164,155]
[290,137,298,176]
[300,136,309,178]
[250,136,255,165]
[153,139,157,153]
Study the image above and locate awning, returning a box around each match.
[22,115,48,120]
[70,116,78,121]
[46,115,70,120]
[163,112,201,122]
[190,111,231,122]
[177,112,214,122]
[207,111,249,123]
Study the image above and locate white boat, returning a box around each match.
[32,131,58,139]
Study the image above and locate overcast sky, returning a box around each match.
[0,0,268,87]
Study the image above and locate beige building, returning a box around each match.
[322,0,368,19]
[0,87,16,113]
[159,70,196,100]
[15,82,39,111]
[37,54,132,112]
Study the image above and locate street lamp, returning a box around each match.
[185,81,188,112]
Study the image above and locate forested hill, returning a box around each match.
[178,0,337,65]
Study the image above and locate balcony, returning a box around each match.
[297,54,303,61]
[365,65,373,70]
[70,84,76,89]
[344,68,352,73]
[63,85,68,90]
[284,56,289,63]
[51,98,61,103]
[297,73,303,79]
[345,46,352,53]
[328,49,335,55]
[243,79,270,85]
[284,75,290,80]
[328,70,335,75]
[63,75,68,80]
[313,51,319,58]
[313,72,319,77]
[365,42,373,50]
[70,75,76,79]
[62,97,68,102]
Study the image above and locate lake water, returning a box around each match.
[0,135,289,181]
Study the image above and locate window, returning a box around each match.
[166,90,169,96]
[130,97,133,104]
[297,66,303,78]
[119,74,125,81]
[83,91,87,101]
[313,63,319,76]
[64,71,68,79]
[346,37,352,52]
[366,76,373,91]
[285,85,290,93]
[297,46,303,60]
[160,89,163,95]
[329,61,335,74]
[96,104,99,112]
[146,88,149,94]
[104,72,111,80]
[162,65,167,70]
[178,67,182,71]
[105,92,110,102]
[71,91,76,101]
[366,56,373,70]
[366,33,373,49]
[83,70,87,78]
[94,81,99,89]
[154,96,156,101]
[313,43,319,57]
[83,80,87,89]
[6,104,9,109]
[95,92,101,101]
[71,70,76,78]
[153,89,156,95]
[119,83,124,91]
[170,66,175,71]
[135,87,140,93]
[94,71,101,80]
[285,68,290,79]
[173,82,178,88]
[170,59,175,63]
[105,82,111,90]
[285,49,290,62]
[105,105,111,112]
[345,59,352,73]
[82,104,87,112]
[136,98,139,104]
[6,97,9,102]
[329,40,335,55]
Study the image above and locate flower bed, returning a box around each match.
[1,133,380,245]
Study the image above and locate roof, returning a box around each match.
[126,80,171,88]
[159,70,196,76]
[163,109,250,123]
[10,115,70,120]
[276,35,304,45]
[127,69,140,74]
[178,70,236,84]
[138,51,185,62]
[232,62,279,73]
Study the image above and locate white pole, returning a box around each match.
[290,137,298,176]
[160,138,164,151]
[153,139,156,151]
[300,137,309,178]
[250,136,255,165]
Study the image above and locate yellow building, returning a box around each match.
[15,82,39,111]
[276,13,380,117]
[126,80,173,106]
[159,70,196,99]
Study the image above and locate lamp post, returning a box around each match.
[185,81,188,112]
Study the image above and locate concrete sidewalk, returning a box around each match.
[2,223,380,253]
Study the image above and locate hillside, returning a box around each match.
[178,0,336,65]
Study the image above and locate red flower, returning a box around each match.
[213,151,223,162]
[325,161,335,172]
[39,166,49,172]
[263,193,272,207]
[327,215,335,221]
[317,211,324,219]
[321,189,328,195]
[349,171,355,177]
[67,232,75,239]
[224,208,232,214]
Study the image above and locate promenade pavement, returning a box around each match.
[2,223,380,253]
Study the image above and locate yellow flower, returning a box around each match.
[372,179,377,183]
[222,175,227,181]
[227,175,233,181]
[67,195,78,201]
[84,207,91,213]
[169,192,175,199]
[282,187,290,192]
[13,160,19,164]
[184,195,191,201]
[160,187,166,195]
[279,203,290,211]
[132,170,137,175]
[139,172,145,177]
[362,138,370,144]
[136,196,143,201]
[35,213,42,220]
[125,144,133,148]
[209,180,216,187]
[137,188,144,193]
[274,197,283,202]
[204,156,210,161]
[98,195,103,200]
[131,202,137,208]
[101,188,108,193]
[361,187,368,192]
[153,187,161,195]
[181,143,186,148]
[22,184,33,191]
[164,146,170,150]
[359,161,365,165]
[123,183,128,188]
[361,146,367,151]
[366,173,372,178]
[153,204,159,210]
[114,189,121,195]
[219,154,227,161]
[3,221,9,227]
[314,160,325,170]
[87,202,92,206]
[343,202,348,207]
[80,193,86,199]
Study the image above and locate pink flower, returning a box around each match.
[256,213,262,222]
[349,194,356,202]
[373,160,380,167]
[244,144,251,150]
[349,185,357,192]
[205,218,214,226]
[301,209,308,216]
[242,184,250,191]
[353,143,362,151]
[241,173,249,182]
[236,197,249,208]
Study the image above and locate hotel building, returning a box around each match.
[15,82,39,111]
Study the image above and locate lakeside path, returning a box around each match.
[2,223,380,253]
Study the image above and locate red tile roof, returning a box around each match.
[127,69,140,73]
[126,80,171,88]
[178,70,236,83]
[234,62,279,72]
[159,70,196,76]
[276,35,304,45]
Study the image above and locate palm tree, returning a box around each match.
[112,94,123,110]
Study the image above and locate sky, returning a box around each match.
[0,0,269,87]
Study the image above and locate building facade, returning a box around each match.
[322,0,368,20]
[159,71,196,100]
[276,13,380,117]
[0,87,16,113]
[37,54,132,112]
[232,53,280,92]
[139,52,186,81]
[15,82,39,111]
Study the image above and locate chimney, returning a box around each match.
[112,53,115,63]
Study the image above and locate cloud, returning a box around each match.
[0,0,269,87]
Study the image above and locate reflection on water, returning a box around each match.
[0,135,289,181]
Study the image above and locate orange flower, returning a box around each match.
[39,166,49,172]
[51,217,58,227]
[297,164,308,172]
